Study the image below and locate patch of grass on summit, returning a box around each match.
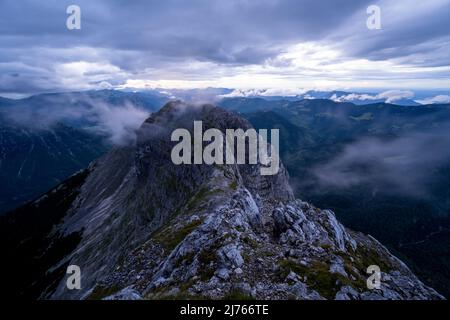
[230,180,238,190]
[277,258,364,299]
[154,219,203,251]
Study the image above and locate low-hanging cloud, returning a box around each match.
[84,101,150,145]
[416,95,450,105]
[312,128,450,197]
[331,90,414,103]
[1,93,151,145]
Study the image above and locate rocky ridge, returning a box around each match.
[20,101,444,300]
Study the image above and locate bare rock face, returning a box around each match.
[30,101,442,300]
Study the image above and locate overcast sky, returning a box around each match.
[1,0,449,97]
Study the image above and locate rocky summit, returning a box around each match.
[1,101,444,300]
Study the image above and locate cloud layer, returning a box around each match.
[1,0,449,96]
[313,129,450,196]
[330,90,414,103]
[416,95,450,105]
[2,94,151,145]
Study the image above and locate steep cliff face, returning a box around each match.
[1,101,443,300]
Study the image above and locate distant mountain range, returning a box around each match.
[219,89,450,106]
[0,119,107,213]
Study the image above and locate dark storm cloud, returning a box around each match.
[330,0,450,67]
[0,0,371,63]
[0,0,449,95]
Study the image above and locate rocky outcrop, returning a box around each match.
[19,101,443,300]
